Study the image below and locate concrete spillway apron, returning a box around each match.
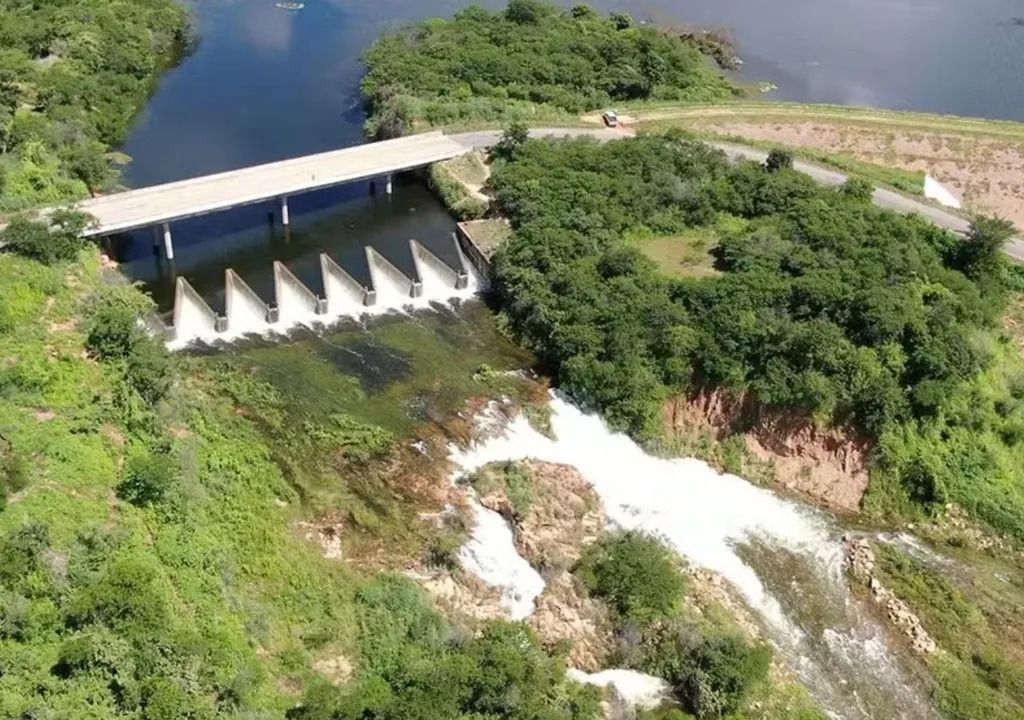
[172,277,222,343]
[365,247,422,301]
[320,252,376,313]
[410,238,468,291]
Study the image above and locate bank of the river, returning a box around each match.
[0,0,190,212]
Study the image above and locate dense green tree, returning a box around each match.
[361,1,734,137]
[764,148,794,173]
[955,215,1016,280]
[490,133,1024,536]
[493,121,530,161]
[577,531,688,625]
[0,0,188,210]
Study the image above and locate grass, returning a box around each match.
[610,100,1024,140]
[707,133,927,196]
[626,226,721,280]
[625,215,752,280]
[0,248,547,714]
[459,218,513,257]
[442,150,490,189]
[869,541,1024,720]
[618,100,1024,226]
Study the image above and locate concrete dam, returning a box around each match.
[168,235,485,349]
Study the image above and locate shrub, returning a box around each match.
[86,285,173,404]
[467,462,535,519]
[764,148,794,173]
[678,632,772,717]
[577,531,687,625]
[117,451,179,509]
[635,619,772,719]
[1,209,90,264]
[841,177,875,203]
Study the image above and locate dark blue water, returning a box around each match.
[116,0,1024,309]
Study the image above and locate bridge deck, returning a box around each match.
[76,132,469,236]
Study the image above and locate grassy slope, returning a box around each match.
[615,101,1024,140]
[0,248,547,714]
[0,250,360,713]
[870,540,1024,720]
[620,100,1024,224]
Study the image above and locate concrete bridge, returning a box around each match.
[68,128,618,261]
[74,131,474,259]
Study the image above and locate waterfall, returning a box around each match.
[457,498,546,619]
[170,277,220,349]
[449,395,937,720]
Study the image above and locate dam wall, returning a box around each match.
[321,253,375,314]
[168,235,478,349]
[225,269,272,334]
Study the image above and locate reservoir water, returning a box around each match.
[116,0,1024,311]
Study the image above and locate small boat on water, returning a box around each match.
[275,2,305,10]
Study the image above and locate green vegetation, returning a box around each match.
[626,222,730,280]
[628,100,1024,141]
[297,610,599,720]
[0,210,91,264]
[428,154,489,220]
[361,1,736,137]
[576,531,774,718]
[464,461,536,520]
[783,145,924,196]
[0,0,189,210]
[677,130,929,197]
[870,542,1024,720]
[577,531,687,625]
[0,243,599,716]
[489,130,1024,538]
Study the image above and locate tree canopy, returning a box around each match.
[361,1,736,137]
[491,132,1024,536]
[0,0,189,211]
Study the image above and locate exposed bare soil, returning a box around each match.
[665,388,873,514]
[692,120,1024,227]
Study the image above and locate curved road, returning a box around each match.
[450,127,1024,262]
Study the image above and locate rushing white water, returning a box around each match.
[566,669,670,709]
[457,498,546,619]
[449,395,937,720]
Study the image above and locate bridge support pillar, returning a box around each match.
[281,196,290,226]
[385,174,393,195]
[162,222,174,261]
